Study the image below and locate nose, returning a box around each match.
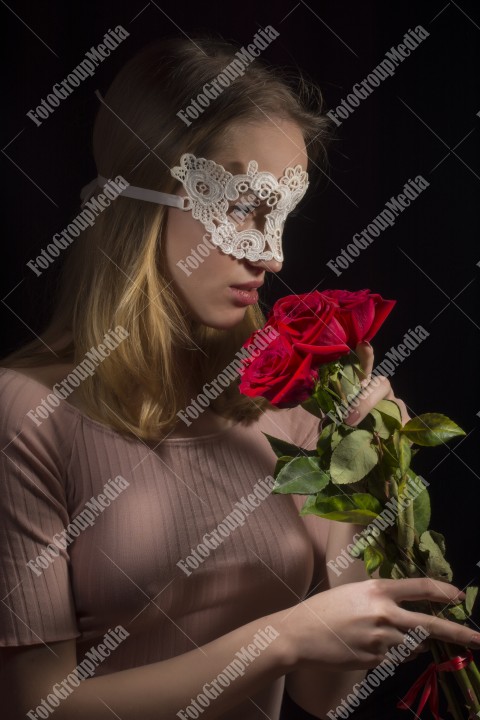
[237,205,283,273]
[245,256,283,274]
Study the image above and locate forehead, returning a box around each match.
[210,118,308,179]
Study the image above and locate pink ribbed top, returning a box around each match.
[0,367,330,719]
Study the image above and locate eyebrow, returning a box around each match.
[221,161,247,174]
[221,160,305,180]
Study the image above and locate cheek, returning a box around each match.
[164,209,235,292]
[164,208,205,270]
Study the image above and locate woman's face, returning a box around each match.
[164,118,308,330]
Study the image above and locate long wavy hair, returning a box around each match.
[3,35,332,440]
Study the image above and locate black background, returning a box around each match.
[1,1,479,717]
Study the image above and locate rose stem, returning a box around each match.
[440,641,480,715]
[466,660,480,699]
[430,641,465,720]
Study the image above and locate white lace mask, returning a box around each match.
[80,153,309,263]
[170,153,309,262]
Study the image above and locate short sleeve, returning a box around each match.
[0,368,81,646]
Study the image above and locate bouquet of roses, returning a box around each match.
[239,289,479,719]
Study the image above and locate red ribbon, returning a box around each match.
[397,651,474,719]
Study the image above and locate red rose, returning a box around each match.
[267,291,351,363]
[238,289,395,408]
[239,335,318,408]
[323,289,396,346]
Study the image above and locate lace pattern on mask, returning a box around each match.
[170,153,309,262]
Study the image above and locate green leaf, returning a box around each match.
[396,433,412,477]
[364,545,384,575]
[381,437,401,472]
[368,408,391,440]
[298,484,340,517]
[315,495,356,513]
[430,529,447,555]
[307,509,379,524]
[301,395,325,420]
[465,586,478,616]
[396,481,415,551]
[446,605,467,621]
[273,455,294,479]
[330,430,378,484]
[263,433,312,459]
[310,492,381,524]
[444,586,478,622]
[319,361,341,385]
[339,363,361,398]
[349,531,382,560]
[406,474,431,536]
[312,387,338,415]
[379,558,395,579]
[367,469,388,504]
[299,494,318,516]
[316,422,335,456]
[350,492,383,515]
[273,456,330,495]
[329,424,356,452]
[376,399,403,430]
[400,414,466,446]
[418,530,453,582]
[331,429,344,451]
[340,361,359,384]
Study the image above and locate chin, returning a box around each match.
[200,308,247,331]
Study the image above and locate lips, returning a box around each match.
[230,281,264,291]
[229,282,262,307]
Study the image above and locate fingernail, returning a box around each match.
[346,410,361,426]
[470,635,480,648]
[361,341,372,348]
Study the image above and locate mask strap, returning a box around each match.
[80,175,191,210]
[83,89,191,211]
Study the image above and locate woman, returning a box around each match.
[0,36,477,720]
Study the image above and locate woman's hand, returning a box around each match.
[344,341,411,426]
[280,577,480,671]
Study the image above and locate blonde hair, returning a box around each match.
[3,35,332,440]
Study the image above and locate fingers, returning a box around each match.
[382,577,466,604]
[393,397,411,425]
[345,376,398,425]
[396,608,480,649]
[399,630,430,662]
[403,642,430,662]
[348,343,410,425]
[379,578,480,649]
[354,342,374,380]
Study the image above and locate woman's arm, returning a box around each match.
[1,613,291,720]
[2,575,476,720]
